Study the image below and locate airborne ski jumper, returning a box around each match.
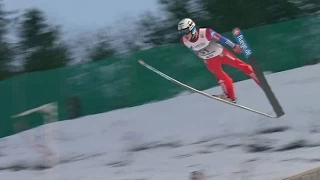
[178,18,260,103]
[138,18,285,118]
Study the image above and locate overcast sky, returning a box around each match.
[3,0,159,37]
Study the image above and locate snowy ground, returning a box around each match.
[1,64,320,180]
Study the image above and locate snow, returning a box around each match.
[1,64,320,180]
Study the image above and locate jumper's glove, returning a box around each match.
[232,44,242,54]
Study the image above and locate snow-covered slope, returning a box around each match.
[1,64,320,180]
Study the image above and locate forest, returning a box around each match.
[0,0,319,81]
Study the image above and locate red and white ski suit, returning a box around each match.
[180,28,260,101]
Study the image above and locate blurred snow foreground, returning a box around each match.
[1,63,320,180]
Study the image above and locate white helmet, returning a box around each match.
[178,18,196,35]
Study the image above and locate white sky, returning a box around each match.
[3,0,159,37]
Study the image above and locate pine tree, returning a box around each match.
[17,8,72,72]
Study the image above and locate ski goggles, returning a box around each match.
[179,28,191,35]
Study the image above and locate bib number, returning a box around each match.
[198,48,215,59]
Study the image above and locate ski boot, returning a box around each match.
[214,93,237,103]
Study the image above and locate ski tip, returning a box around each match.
[138,60,145,64]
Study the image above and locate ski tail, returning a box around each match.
[232,27,285,118]
[138,60,278,119]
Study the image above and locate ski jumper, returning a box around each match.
[180,28,259,101]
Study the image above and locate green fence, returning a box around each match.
[1,16,319,138]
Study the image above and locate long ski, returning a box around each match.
[232,27,285,118]
[138,60,278,118]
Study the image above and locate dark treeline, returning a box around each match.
[0,0,319,81]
